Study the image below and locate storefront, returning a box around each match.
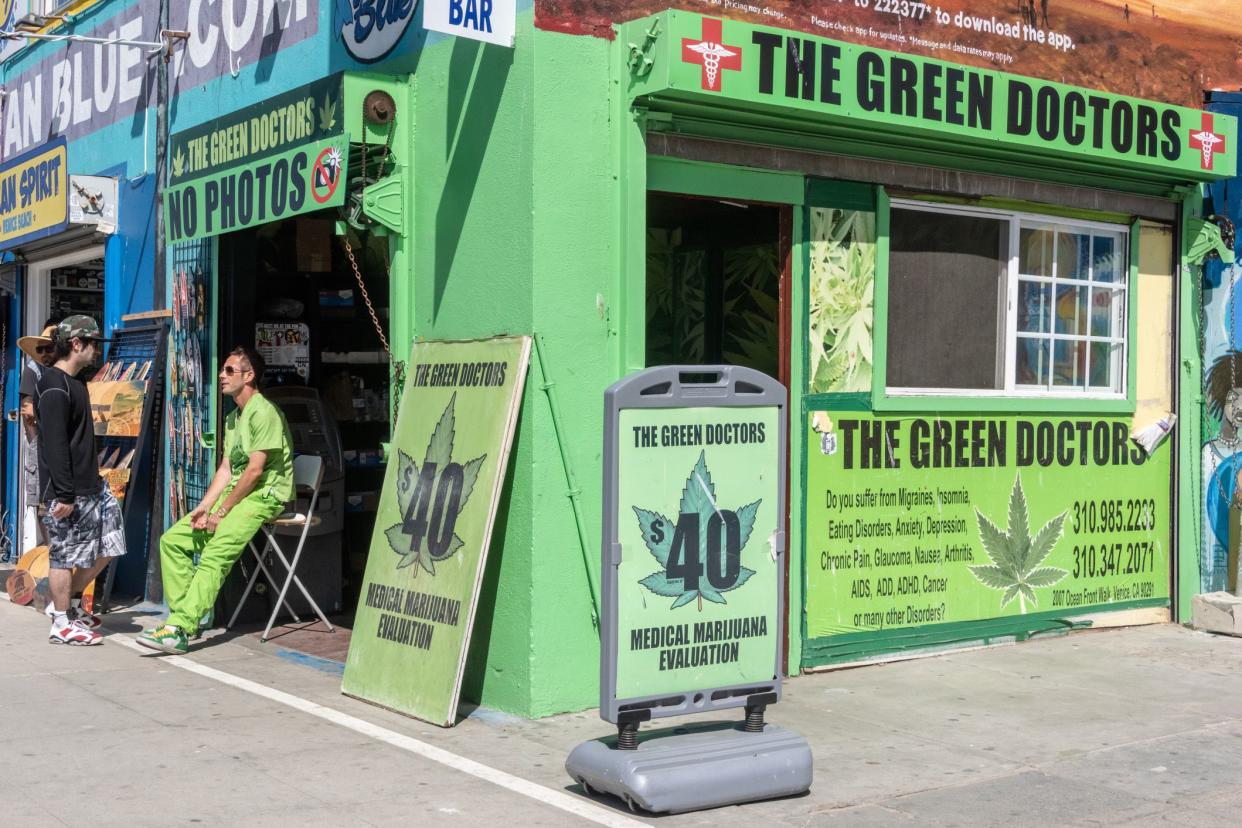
[364,0,1238,717]
[0,132,139,571]
[161,70,410,619]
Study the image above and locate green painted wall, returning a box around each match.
[409,20,538,715]
[407,16,616,717]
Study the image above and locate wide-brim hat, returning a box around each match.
[17,326,55,361]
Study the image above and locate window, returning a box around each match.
[886,201,1128,398]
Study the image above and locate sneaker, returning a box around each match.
[72,609,103,631]
[43,603,102,630]
[135,625,188,655]
[49,622,103,646]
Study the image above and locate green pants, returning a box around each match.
[160,493,283,631]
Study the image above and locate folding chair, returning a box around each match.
[227,454,336,641]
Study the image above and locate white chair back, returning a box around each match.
[292,454,324,493]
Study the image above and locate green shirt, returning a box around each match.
[223,393,293,503]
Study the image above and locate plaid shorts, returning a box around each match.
[43,485,127,570]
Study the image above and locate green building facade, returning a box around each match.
[114,1,1240,718]
[391,5,1237,718]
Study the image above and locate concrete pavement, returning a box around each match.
[3,595,1242,826]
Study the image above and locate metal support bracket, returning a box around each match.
[1187,216,1236,264]
[627,18,661,77]
[362,171,404,236]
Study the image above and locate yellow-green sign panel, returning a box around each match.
[616,406,781,698]
[342,337,531,726]
[0,138,68,251]
[806,412,1170,639]
[625,12,1236,180]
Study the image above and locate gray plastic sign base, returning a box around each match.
[566,722,813,814]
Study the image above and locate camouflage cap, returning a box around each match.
[57,315,109,342]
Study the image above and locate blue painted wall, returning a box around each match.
[1199,91,1242,593]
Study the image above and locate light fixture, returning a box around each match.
[13,14,67,33]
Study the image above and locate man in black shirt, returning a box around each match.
[36,316,126,646]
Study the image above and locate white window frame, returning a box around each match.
[38,1,74,15]
[886,199,1129,400]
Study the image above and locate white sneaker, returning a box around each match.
[44,603,102,630]
[49,621,103,646]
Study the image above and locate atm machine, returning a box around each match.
[217,387,345,624]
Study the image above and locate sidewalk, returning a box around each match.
[4,593,1242,826]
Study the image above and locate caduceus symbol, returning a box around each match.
[687,41,737,90]
[1192,130,1223,169]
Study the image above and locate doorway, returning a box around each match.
[644,189,794,669]
[17,246,107,556]
[645,193,785,380]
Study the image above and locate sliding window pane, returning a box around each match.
[1018,281,1051,333]
[1089,342,1120,389]
[1090,288,1122,337]
[1054,284,1087,335]
[1019,228,1054,277]
[1092,235,1118,283]
[1057,231,1090,281]
[1053,339,1085,388]
[1015,337,1050,386]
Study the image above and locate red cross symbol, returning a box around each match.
[1189,112,1227,171]
[682,18,742,93]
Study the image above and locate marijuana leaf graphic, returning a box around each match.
[318,93,337,132]
[633,451,761,610]
[172,147,186,179]
[385,394,486,577]
[969,473,1067,613]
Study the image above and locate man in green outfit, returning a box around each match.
[137,346,293,654]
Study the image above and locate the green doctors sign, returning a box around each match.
[601,367,787,723]
[805,412,1170,655]
[164,76,348,242]
[621,11,1236,182]
[343,337,531,726]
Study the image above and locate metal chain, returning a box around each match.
[341,99,403,423]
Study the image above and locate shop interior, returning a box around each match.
[49,258,106,329]
[645,193,782,380]
[217,211,391,627]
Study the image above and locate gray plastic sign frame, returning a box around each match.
[600,365,788,724]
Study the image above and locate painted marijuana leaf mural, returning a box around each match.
[634,452,761,610]
[970,473,1068,612]
[809,207,875,394]
[386,394,486,577]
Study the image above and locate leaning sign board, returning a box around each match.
[343,336,531,726]
[601,366,787,722]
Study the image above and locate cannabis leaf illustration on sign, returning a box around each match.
[969,473,1068,613]
[634,451,761,610]
[385,394,486,577]
[318,93,337,132]
[172,147,186,179]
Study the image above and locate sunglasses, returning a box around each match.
[34,345,52,355]
[220,365,251,376]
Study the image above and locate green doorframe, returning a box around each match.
[343,72,412,425]
[618,118,810,671]
[1176,190,1203,621]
